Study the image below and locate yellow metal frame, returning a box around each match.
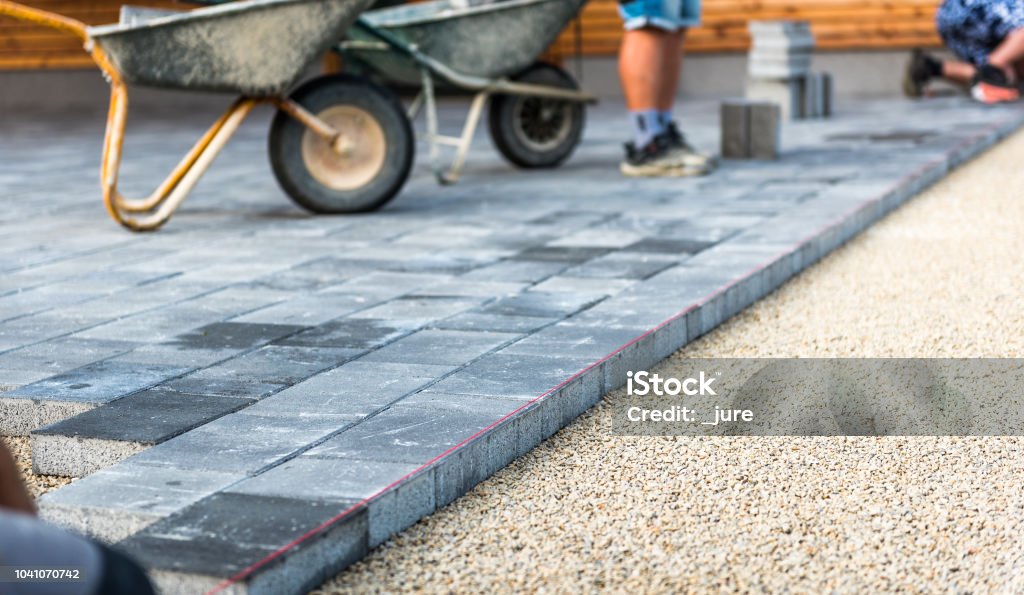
[0,1,338,232]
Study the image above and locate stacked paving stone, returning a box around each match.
[746,20,833,120]
[2,97,1022,594]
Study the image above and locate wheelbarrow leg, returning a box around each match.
[421,69,447,184]
[420,68,489,186]
[445,91,489,185]
[101,82,258,231]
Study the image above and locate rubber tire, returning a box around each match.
[269,74,414,214]
[488,63,586,169]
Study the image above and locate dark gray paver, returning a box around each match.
[169,322,307,350]
[5,97,1023,593]
[32,388,253,476]
[0,361,192,435]
[118,493,367,594]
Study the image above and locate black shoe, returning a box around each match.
[971,63,1022,103]
[903,49,942,98]
[621,133,710,178]
[663,122,717,170]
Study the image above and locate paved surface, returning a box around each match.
[315,127,1024,595]
[1,95,1022,593]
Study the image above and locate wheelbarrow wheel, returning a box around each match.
[488,62,585,169]
[269,74,414,214]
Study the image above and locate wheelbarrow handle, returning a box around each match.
[0,1,88,41]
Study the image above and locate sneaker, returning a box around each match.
[664,122,717,171]
[903,49,940,98]
[971,64,1021,103]
[620,134,709,178]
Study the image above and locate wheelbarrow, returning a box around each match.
[340,0,596,185]
[0,0,419,231]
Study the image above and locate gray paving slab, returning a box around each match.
[39,462,245,542]
[274,318,409,350]
[306,405,504,465]
[242,361,453,419]
[0,361,192,435]
[117,493,367,594]
[32,388,253,476]
[128,412,353,475]
[178,345,360,387]
[4,97,1023,593]
[360,330,520,366]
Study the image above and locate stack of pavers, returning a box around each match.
[745,20,832,120]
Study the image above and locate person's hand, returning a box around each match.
[0,439,35,516]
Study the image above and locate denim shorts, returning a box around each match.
[619,0,699,31]
[937,0,1024,64]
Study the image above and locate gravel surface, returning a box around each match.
[5,436,72,499]
[314,130,1024,594]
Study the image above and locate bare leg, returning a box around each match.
[657,29,686,112]
[942,59,977,85]
[0,439,35,516]
[619,27,671,111]
[987,28,1024,80]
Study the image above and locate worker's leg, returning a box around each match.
[619,26,671,147]
[987,27,1024,79]
[656,29,686,119]
[942,59,977,84]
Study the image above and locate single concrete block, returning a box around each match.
[750,102,782,159]
[5,361,193,405]
[361,329,520,366]
[721,100,781,160]
[129,412,347,475]
[478,291,604,319]
[721,100,751,159]
[427,353,593,399]
[180,345,360,387]
[275,318,407,350]
[307,405,502,465]
[245,361,450,418]
[32,388,254,477]
[118,492,368,595]
[39,463,244,543]
[433,312,558,334]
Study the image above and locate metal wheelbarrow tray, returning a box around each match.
[90,0,367,96]
[0,0,420,230]
[341,0,596,183]
[348,0,587,85]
